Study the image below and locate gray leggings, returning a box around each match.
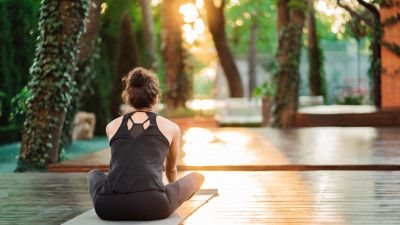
[87,169,204,221]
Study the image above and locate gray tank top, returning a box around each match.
[99,111,170,195]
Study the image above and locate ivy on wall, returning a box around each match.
[17,0,89,170]
[382,0,400,57]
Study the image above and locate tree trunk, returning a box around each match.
[337,0,381,108]
[248,20,257,98]
[204,0,244,97]
[162,0,188,112]
[355,0,381,108]
[307,0,323,97]
[110,12,139,118]
[61,0,102,152]
[18,0,89,170]
[273,0,307,128]
[139,0,157,71]
[371,30,381,108]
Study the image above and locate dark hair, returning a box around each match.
[121,67,161,109]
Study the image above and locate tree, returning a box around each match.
[17,0,89,170]
[307,0,325,98]
[162,0,188,111]
[110,12,139,118]
[272,0,307,128]
[61,0,102,151]
[248,19,258,97]
[83,0,136,135]
[204,0,244,97]
[336,0,381,108]
[139,0,157,71]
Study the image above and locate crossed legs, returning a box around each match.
[86,170,205,219]
[164,172,205,215]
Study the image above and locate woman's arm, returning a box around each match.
[165,124,181,183]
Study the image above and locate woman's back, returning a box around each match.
[101,111,172,194]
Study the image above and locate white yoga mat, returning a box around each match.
[62,189,218,225]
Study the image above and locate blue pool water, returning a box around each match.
[0,136,109,172]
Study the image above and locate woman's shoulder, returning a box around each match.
[106,115,124,135]
[155,114,180,132]
[107,115,124,127]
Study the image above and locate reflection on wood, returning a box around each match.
[1,171,399,224]
[183,171,400,224]
[50,127,400,172]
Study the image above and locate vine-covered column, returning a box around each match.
[17,0,89,171]
[272,0,307,128]
[60,0,101,155]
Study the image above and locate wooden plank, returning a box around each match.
[1,171,400,225]
[295,110,400,127]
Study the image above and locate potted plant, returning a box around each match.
[253,81,275,126]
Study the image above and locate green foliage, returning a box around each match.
[9,86,31,123]
[225,0,277,55]
[253,81,276,98]
[346,11,370,40]
[0,91,5,117]
[0,124,22,145]
[89,0,161,134]
[0,3,14,106]
[0,0,39,128]
[288,0,308,12]
[318,46,328,104]
[272,15,305,127]
[61,37,101,152]
[161,106,196,118]
[109,11,139,118]
[337,95,364,105]
[18,0,89,169]
[83,38,114,135]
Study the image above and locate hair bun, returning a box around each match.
[130,69,149,87]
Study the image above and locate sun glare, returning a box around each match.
[179,3,206,44]
[195,0,204,8]
[186,99,216,111]
[179,3,199,23]
[235,19,243,26]
[151,0,161,7]
[315,0,350,35]
[100,3,107,14]
[181,128,253,165]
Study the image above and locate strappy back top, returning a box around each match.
[99,111,170,195]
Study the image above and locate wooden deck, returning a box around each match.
[50,127,400,172]
[295,106,400,127]
[184,171,400,225]
[1,171,400,225]
[10,127,398,224]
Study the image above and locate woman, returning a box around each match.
[87,67,204,221]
